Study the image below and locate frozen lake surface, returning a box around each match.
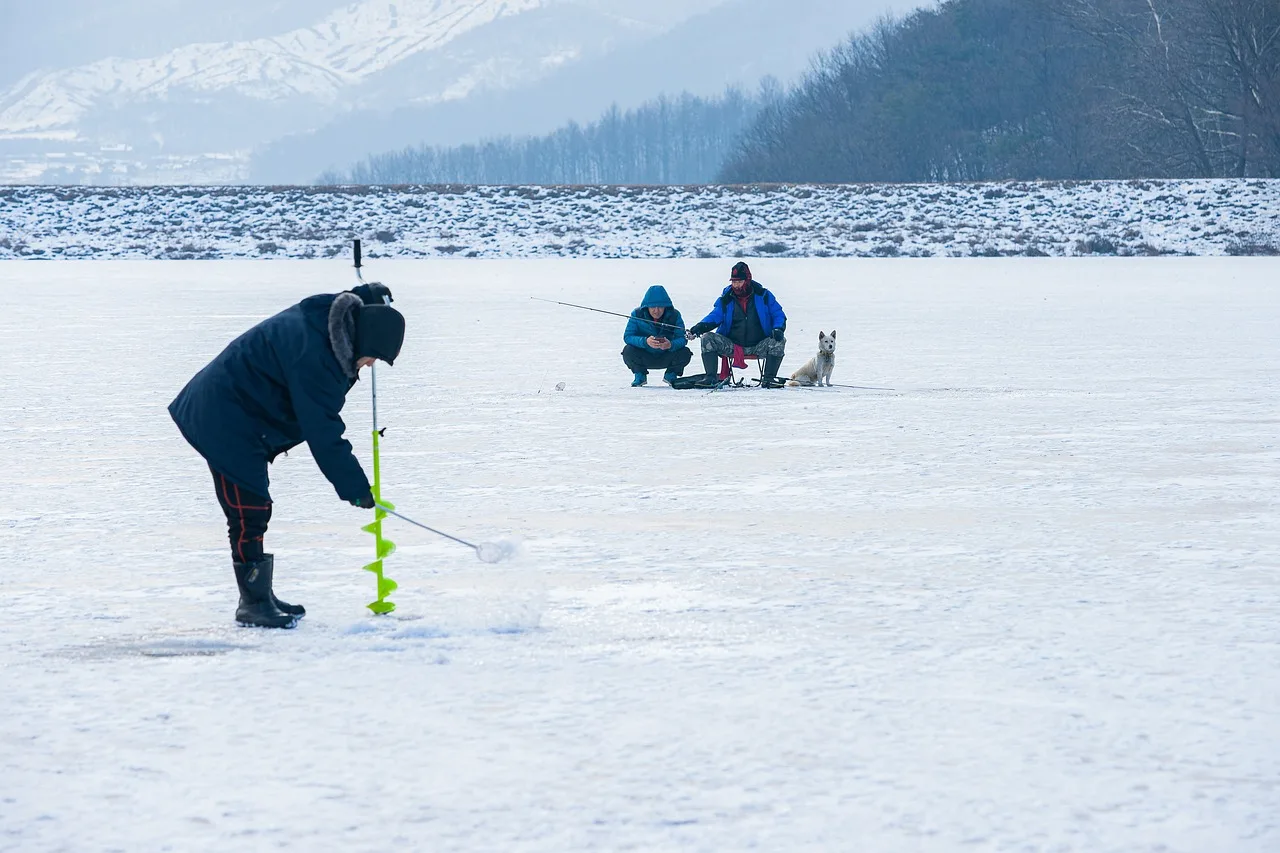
[1,258,1278,851]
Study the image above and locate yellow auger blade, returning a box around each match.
[364,424,398,614]
[362,559,398,614]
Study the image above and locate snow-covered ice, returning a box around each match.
[1,257,1278,851]
[476,538,523,564]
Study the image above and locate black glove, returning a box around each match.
[772,328,786,341]
[350,492,376,509]
[689,322,715,337]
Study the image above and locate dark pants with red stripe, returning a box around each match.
[211,466,272,564]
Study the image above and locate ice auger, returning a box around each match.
[353,239,398,614]
[362,426,398,614]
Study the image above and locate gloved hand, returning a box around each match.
[689,322,715,337]
[771,328,786,341]
[350,492,376,509]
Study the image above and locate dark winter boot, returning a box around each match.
[762,356,784,388]
[233,558,297,629]
[702,351,719,377]
[694,352,721,387]
[262,554,305,618]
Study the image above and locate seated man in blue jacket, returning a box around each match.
[687,262,787,387]
[169,283,405,629]
[622,284,692,386]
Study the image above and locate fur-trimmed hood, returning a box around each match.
[328,292,362,380]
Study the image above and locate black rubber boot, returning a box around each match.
[762,356,784,388]
[702,351,719,377]
[262,554,305,619]
[695,352,721,387]
[233,558,297,629]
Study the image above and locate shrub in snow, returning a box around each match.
[1076,236,1118,255]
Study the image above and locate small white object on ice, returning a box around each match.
[555,382,566,391]
[476,539,521,564]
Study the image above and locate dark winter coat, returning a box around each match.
[169,287,383,502]
[623,285,688,351]
[698,280,786,344]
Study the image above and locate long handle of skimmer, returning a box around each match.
[375,503,479,552]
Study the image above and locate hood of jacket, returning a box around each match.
[640,285,674,310]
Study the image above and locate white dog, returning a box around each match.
[787,330,836,386]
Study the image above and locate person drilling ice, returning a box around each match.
[169,283,405,628]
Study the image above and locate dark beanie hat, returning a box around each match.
[355,304,406,366]
[730,261,752,281]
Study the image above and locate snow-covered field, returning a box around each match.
[4,179,1280,261]
[2,257,1278,852]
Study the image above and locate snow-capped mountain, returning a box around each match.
[0,0,696,182]
[0,0,556,140]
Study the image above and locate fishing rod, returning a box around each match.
[530,296,690,337]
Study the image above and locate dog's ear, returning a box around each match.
[831,330,836,338]
[818,330,825,340]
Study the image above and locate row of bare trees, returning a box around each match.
[720,0,1280,182]
[324,87,769,186]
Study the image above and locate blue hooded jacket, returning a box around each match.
[623,285,687,351]
[168,288,383,502]
[698,280,786,340]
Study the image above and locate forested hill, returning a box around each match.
[328,0,1279,187]
[323,87,769,186]
[721,0,1280,183]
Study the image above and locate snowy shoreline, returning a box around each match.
[3,178,1279,260]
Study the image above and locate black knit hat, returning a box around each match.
[730,261,752,281]
[355,304,406,366]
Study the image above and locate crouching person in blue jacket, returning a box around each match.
[622,284,692,386]
[169,283,405,628]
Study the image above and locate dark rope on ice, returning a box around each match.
[765,380,896,391]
